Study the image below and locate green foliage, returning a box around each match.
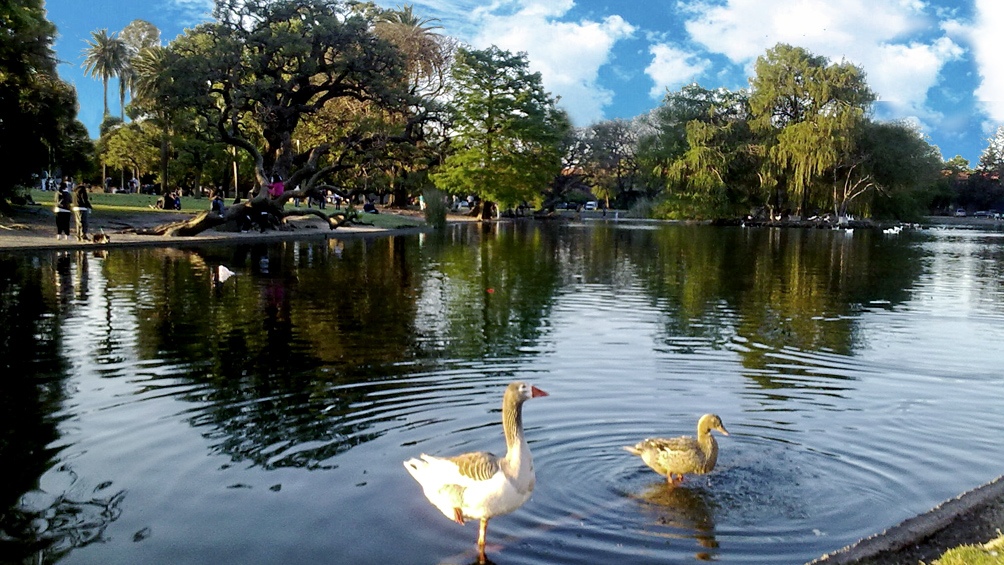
[750,43,874,216]
[0,0,91,203]
[581,119,641,208]
[167,0,413,194]
[102,122,159,176]
[432,46,567,215]
[82,29,128,117]
[422,188,448,229]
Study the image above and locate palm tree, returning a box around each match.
[81,29,127,117]
[131,46,173,192]
[374,5,449,92]
[119,20,161,120]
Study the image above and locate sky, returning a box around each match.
[43,0,1004,166]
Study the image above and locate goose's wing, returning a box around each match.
[448,451,502,482]
[404,451,502,523]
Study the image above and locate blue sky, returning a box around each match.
[45,0,1004,166]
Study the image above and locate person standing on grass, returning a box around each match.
[72,183,93,241]
[54,182,73,240]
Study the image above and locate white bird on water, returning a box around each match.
[404,381,548,561]
[216,265,236,283]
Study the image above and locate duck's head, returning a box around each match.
[698,413,729,436]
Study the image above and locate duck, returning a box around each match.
[404,381,548,559]
[624,413,729,485]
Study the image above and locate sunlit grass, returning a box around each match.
[28,189,426,227]
[932,533,1004,565]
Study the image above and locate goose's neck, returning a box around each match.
[503,399,523,449]
[503,399,529,463]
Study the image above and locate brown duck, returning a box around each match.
[624,413,729,485]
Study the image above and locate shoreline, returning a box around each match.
[0,204,431,252]
[811,474,1004,564]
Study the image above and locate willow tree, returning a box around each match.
[432,46,568,219]
[658,85,760,218]
[749,44,874,218]
[144,0,421,235]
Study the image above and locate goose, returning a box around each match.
[404,381,548,558]
[624,413,729,485]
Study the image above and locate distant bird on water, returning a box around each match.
[216,265,236,284]
[624,413,729,485]
[404,381,548,561]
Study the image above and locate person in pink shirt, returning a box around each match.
[268,175,284,198]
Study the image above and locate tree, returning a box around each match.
[101,121,159,183]
[0,0,91,207]
[749,44,875,218]
[831,120,941,219]
[129,45,175,192]
[977,126,1004,176]
[118,20,161,120]
[81,29,127,117]
[667,87,760,218]
[145,0,420,235]
[582,119,640,209]
[432,46,568,219]
[374,4,450,96]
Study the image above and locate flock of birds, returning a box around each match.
[403,381,729,560]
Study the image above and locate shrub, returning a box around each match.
[422,188,448,229]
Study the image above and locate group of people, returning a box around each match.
[154,191,182,211]
[53,178,93,241]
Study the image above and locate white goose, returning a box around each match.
[404,381,548,558]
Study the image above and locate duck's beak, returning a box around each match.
[717,424,730,436]
[531,386,549,398]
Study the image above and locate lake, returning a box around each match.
[1,221,1003,564]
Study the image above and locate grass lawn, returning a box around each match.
[28,189,426,229]
[31,189,193,217]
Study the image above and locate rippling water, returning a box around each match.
[1,223,1003,564]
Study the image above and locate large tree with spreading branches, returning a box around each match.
[145,0,430,235]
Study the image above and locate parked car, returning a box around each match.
[584,201,598,211]
[954,208,966,217]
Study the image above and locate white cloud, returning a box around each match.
[468,3,635,125]
[679,0,960,124]
[866,38,963,117]
[969,0,1004,126]
[644,44,710,99]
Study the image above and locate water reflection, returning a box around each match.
[634,482,718,560]
[0,223,1002,564]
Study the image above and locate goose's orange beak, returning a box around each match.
[531,386,548,398]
